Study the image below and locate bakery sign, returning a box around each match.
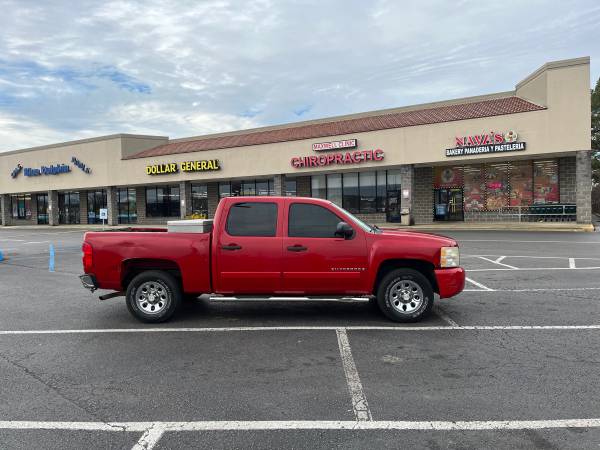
[446,130,525,157]
[292,138,385,168]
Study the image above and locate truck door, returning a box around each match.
[215,200,283,294]
[282,201,368,295]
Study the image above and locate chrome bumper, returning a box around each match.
[79,274,98,292]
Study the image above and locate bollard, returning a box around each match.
[0,249,4,262]
[49,244,55,272]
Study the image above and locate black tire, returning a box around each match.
[376,268,433,322]
[126,271,182,323]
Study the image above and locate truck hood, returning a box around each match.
[376,228,458,247]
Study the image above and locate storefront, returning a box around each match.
[0,57,593,227]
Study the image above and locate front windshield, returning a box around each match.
[329,202,378,233]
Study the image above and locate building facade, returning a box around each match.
[0,57,593,227]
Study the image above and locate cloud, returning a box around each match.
[0,0,599,152]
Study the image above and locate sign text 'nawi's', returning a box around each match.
[445,130,525,157]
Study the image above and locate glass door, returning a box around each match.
[386,190,401,222]
[36,193,48,224]
[434,188,464,221]
[59,192,80,224]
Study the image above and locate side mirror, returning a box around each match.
[335,221,354,239]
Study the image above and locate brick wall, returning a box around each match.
[413,167,433,224]
[0,194,10,226]
[207,182,219,218]
[576,150,592,224]
[559,156,576,203]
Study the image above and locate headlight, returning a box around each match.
[440,246,460,268]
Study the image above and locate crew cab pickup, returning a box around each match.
[80,196,465,323]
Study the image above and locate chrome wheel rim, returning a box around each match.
[389,279,423,314]
[135,281,170,314]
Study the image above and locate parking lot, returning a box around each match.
[0,228,599,449]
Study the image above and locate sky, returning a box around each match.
[0,0,599,152]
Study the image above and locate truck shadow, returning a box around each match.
[172,298,447,327]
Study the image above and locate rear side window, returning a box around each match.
[226,202,277,237]
[288,203,342,238]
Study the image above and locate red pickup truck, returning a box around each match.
[80,196,464,323]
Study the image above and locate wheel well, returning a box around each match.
[121,259,182,290]
[373,259,438,294]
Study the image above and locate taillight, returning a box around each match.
[82,242,93,273]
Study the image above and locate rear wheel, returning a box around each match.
[376,268,433,322]
[126,271,182,323]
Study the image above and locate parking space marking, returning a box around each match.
[336,328,372,421]
[132,425,164,450]
[477,256,518,270]
[569,258,576,269]
[469,266,600,272]
[433,305,459,327]
[1,419,599,432]
[1,325,599,335]
[465,277,495,291]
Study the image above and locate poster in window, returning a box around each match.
[433,166,463,188]
[533,160,559,204]
[485,163,509,210]
[463,165,484,211]
[509,161,533,206]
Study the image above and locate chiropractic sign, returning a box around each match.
[445,130,525,157]
[292,138,384,168]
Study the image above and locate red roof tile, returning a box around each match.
[125,96,544,159]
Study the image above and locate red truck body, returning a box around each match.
[81,196,465,322]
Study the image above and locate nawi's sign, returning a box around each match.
[445,130,526,157]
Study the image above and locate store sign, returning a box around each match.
[10,164,23,179]
[312,139,357,151]
[24,164,71,177]
[446,130,525,157]
[72,156,92,174]
[145,159,221,175]
[291,149,384,168]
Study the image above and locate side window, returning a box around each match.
[288,203,344,238]
[226,202,278,237]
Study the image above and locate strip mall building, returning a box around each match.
[0,57,593,227]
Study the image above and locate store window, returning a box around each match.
[36,193,48,225]
[463,165,485,212]
[285,179,297,196]
[10,194,31,220]
[191,184,208,218]
[87,189,107,224]
[533,160,559,204]
[118,188,137,224]
[310,171,400,214]
[219,179,274,198]
[510,161,533,207]
[59,191,80,224]
[146,185,180,217]
[484,163,509,210]
[256,179,275,196]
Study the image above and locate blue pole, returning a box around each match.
[49,244,55,272]
[0,249,4,262]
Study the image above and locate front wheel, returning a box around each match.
[126,271,182,323]
[376,268,433,322]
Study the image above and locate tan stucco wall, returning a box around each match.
[0,57,591,195]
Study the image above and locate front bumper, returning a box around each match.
[79,274,98,292]
[434,267,465,298]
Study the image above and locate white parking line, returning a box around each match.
[132,425,164,450]
[336,328,372,421]
[469,267,600,272]
[465,277,495,291]
[477,256,518,270]
[461,287,600,293]
[569,258,576,269]
[0,325,599,335]
[433,305,459,327]
[0,418,599,432]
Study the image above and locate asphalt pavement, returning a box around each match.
[0,227,599,449]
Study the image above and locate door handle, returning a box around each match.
[287,245,307,252]
[221,244,242,251]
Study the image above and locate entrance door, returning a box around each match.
[36,194,48,224]
[59,192,80,224]
[386,190,401,222]
[434,188,464,221]
[214,200,283,294]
